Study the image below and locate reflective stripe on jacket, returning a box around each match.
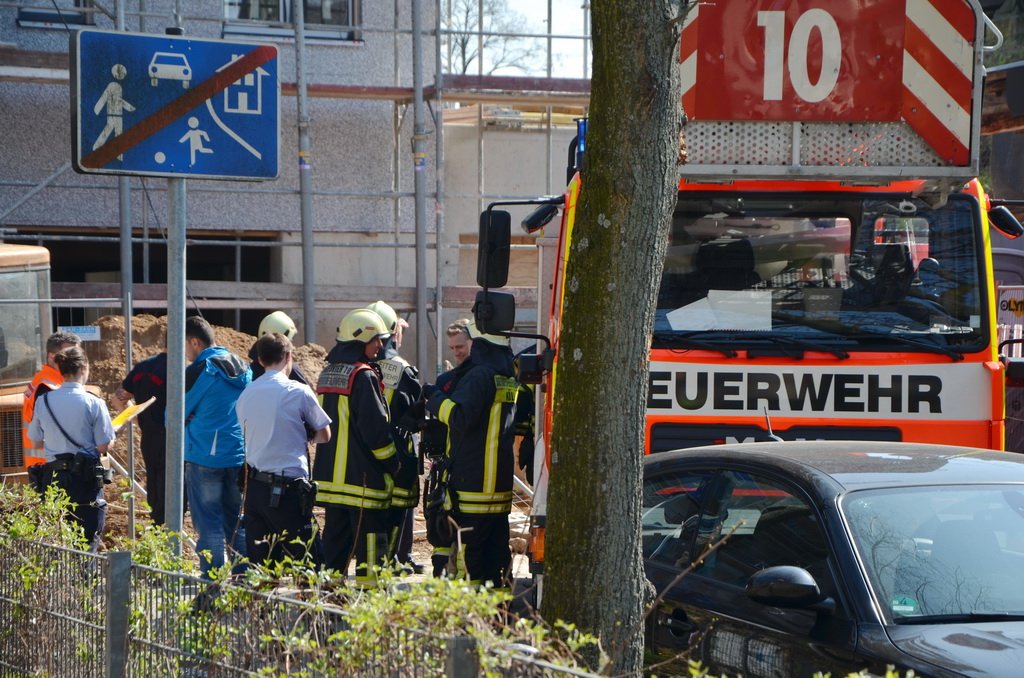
[22,365,63,464]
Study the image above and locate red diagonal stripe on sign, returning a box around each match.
[80,45,276,169]
[904,20,972,109]
[901,87,968,165]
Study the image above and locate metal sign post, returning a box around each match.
[165,177,186,553]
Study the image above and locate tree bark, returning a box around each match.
[540,0,684,675]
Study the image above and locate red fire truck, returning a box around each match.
[472,0,1024,579]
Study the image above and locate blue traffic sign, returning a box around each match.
[72,30,279,180]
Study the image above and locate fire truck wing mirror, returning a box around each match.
[516,349,555,384]
[522,202,562,234]
[472,290,516,333]
[477,209,511,289]
[990,206,1024,239]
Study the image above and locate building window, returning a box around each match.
[17,0,92,29]
[224,0,359,41]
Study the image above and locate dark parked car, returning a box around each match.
[643,441,1024,677]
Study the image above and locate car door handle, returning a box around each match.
[658,614,697,634]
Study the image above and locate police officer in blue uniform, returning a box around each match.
[28,345,116,552]
[236,332,331,566]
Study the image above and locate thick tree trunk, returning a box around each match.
[540,0,684,675]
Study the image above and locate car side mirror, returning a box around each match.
[516,350,554,384]
[745,565,828,609]
[477,209,511,288]
[990,206,1024,239]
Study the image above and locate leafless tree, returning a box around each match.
[441,0,542,75]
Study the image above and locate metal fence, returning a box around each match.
[0,539,109,677]
[0,539,596,677]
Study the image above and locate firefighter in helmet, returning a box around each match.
[422,321,519,587]
[312,308,399,585]
[365,300,424,573]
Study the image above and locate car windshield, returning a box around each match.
[654,192,985,355]
[842,485,1024,623]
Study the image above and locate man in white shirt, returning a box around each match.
[236,332,331,567]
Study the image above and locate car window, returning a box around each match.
[642,470,715,568]
[694,471,829,588]
[843,485,1024,621]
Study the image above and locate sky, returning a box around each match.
[491,0,591,78]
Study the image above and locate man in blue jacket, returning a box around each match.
[184,315,252,578]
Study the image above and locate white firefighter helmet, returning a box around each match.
[337,309,391,344]
[467,320,510,347]
[258,311,298,340]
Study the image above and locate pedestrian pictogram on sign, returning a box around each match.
[71,30,279,180]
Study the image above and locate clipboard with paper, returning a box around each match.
[112,396,157,433]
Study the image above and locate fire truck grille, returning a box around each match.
[683,121,943,168]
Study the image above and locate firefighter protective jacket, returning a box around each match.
[21,364,63,465]
[376,338,422,510]
[313,341,399,510]
[425,339,519,515]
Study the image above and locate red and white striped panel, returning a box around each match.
[679,0,978,167]
[680,2,699,119]
[902,0,976,165]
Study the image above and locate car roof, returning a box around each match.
[644,440,1024,493]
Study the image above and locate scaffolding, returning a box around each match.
[0,0,590,374]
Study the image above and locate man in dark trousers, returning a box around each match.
[112,350,168,524]
[236,332,331,566]
[312,308,399,586]
[420,348,474,577]
[366,300,423,574]
[423,322,519,587]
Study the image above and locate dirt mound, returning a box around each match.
[84,314,326,398]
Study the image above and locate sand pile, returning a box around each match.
[84,313,327,398]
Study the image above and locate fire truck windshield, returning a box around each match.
[653,193,985,355]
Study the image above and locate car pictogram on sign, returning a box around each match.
[149,52,191,88]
